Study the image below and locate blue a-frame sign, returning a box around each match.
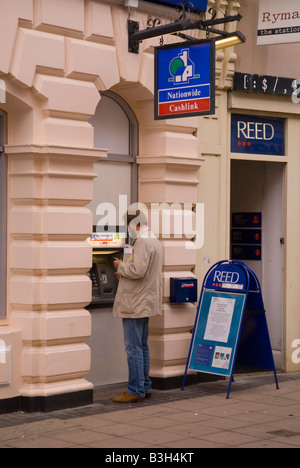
[182,260,279,398]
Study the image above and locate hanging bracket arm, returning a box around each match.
[128,13,243,54]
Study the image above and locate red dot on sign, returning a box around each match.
[253,215,260,225]
[254,233,260,241]
[255,249,261,257]
[243,142,247,147]
[247,142,251,147]
[238,141,242,146]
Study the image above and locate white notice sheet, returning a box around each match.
[204,297,235,343]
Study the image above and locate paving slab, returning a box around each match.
[1,372,300,448]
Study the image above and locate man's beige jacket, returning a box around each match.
[113,229,162,319]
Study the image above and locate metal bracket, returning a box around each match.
[128,13,243,54]
[128,20,140,54]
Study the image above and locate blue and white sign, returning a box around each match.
[144,0,208,12]
[188,290,246,377]
[205,262,248,291]
[182,260,279,398]
[231,114,285,156]
[155,40,215,120]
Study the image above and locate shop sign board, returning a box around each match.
[182,260,279,398]
[231,245,262,261]
[234,72,297,97]
[258,0,300,45]
[232,229,262,245]
[144,0,208,12]
[155,39,215,120]
[232,212,262,228]
[231,114,285,156]
[231,213,262,262]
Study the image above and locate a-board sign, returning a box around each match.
[155,39,215,120]
[204,261,247,291]
[182,260,279,398]
[189,291,246,377]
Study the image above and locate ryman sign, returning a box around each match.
[258,0,300,45]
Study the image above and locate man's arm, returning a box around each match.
[116,239,151,280]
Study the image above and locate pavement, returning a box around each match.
[1,372,300,449]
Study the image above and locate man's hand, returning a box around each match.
[113,259,122,270]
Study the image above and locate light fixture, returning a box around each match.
[215,31,246,51]
[0,80,6,104]
[125,0,139,7]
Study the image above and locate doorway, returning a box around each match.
[231,160,285,368]
[86,92,138,388]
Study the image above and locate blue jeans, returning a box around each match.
[122,318,152,397]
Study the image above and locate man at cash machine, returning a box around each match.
[113,210,162,403]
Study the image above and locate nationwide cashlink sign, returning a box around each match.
[144,0,208,12]
[155,39,215,120]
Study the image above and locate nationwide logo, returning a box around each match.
[169,49,200,85]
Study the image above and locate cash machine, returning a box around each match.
[88,231,125,306]
[86,229,128,388]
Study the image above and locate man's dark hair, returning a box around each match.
[126,209,148,228]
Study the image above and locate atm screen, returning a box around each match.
[88,233,125,249]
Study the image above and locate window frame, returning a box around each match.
[90,91,139,233]
[100,91,138,205]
